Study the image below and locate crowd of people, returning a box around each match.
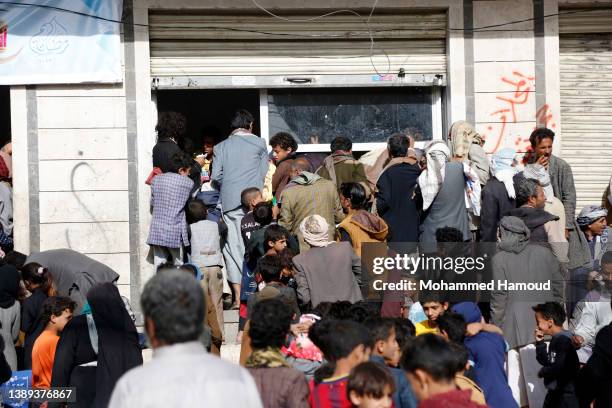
[0,108,609,407]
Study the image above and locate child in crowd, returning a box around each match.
[240,187,264,246]
[414,291,448,335]
[20,263,56,369]
[392,317,416,351]
[533,302,580,408]
[264,225,290,257]
[400,334,486,407]
[364,317,417,408]
[449,342,487,406]
[245,299,309,408]
[451,302,516,408]
[246,255,300,321]
[32,296,75,389]
[308,319,372,408]
[187,199,225,337]
[147,152,194,266]
[347,362,395,408]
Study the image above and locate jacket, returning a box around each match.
[292,242,362,308]
[568,226,610,270]
[576,324,612,408]
[189,220,223,267]
[480,178,516,242]
[211,130,269,212]
[272,155,296,198]
[278,173,345,252]
[507,206,558,244]
[375,162,421,243]
[370,355,417,408]
[548,155,576,230]
[490,217,564,349]
[147,172,194,248]
[338,210,388,258]
[316,153,368,191]
[247,366,309,408]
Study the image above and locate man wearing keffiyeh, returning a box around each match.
[567,205,610,317]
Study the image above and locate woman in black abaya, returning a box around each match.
[50,283,142,408]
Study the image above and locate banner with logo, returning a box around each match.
[0,0,123,85]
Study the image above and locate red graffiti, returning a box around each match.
[481,71,555,154]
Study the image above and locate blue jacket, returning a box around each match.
[464,332,517,408]
[370,355,417,408]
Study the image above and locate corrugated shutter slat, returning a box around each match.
[149,10,447,77]
[560,30,612,212]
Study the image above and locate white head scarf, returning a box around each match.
[418,141,451,210]
[299,214,333,247]
[491,148,518,199]
[523,163,554,202]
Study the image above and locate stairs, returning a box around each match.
[220,309,241,364]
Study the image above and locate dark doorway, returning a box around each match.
[155,89,260,155]
[0,87,10,146]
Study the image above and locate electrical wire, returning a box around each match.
[0,1,609,76]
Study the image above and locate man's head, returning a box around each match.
[170,151,193,176]
[363,318,400,366]
[339,182,368,213]
[515,176,545,209]
[264,224,289,253]
[156,112,187,141]
[387,133,409,158]
[231,109,255,132]
[141,269,205,348]
[347,362,395,408]
[253,202,274,226]
[400,334,458,402]
[201,126,220,156]
[290,157,313,179]
[241,187,263,210]
[249,298,293,350]
[255,255,283,284]
[186,199,208,225]
[577,205,608,237]
[330,136,352,154]
[420,291,449,323]
[436,312,466,343]
[269,132,298,163]
[42,296,75,333]
[529,128,555,161]
[532,302,565,336]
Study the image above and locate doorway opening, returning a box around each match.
[155,89,260,156]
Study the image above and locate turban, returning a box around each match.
[299,214,333,248]
[523,163,554,201]
[577,205,608,228]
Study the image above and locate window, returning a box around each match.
[267,87,440,150]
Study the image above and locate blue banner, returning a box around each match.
[0,0,123,84]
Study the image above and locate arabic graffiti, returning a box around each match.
[480,71,556,154]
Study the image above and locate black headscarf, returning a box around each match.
[0,264,20,309]
[87,283,142,408]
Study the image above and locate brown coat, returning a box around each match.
[247,367,310,408]
[338,210,388,257]
[278,176,345,252]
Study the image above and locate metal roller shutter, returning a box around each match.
[148,10,447,78]
[559,9,612,212]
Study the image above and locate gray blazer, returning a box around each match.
[0,302,20,371]
[292,242,362,308]
[548,155,576,230]
[211,131,269,212]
